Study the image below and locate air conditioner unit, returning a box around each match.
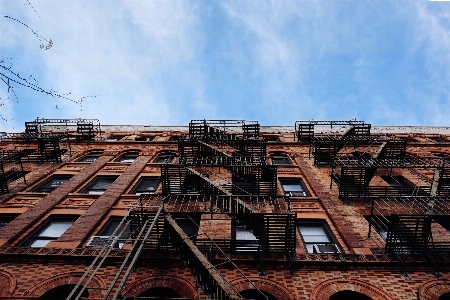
[313,244,339,254]
[86,236,117,248]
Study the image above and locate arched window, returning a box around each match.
[240,289,277,300]
[329,290,373,300]
[116,151,140,163]
[154,152,175,163]
[39,284,88,300]
[78,151,103,162]
[138,287,181,298]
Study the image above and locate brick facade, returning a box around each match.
[0,121,449,299]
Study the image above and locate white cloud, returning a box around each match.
[1,0,205,127]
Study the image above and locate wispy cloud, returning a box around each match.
[2,0,450,130]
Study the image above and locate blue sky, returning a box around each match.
[1,0,450,131]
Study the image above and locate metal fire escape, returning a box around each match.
[0,118,101,165]
[0,151,27,195]
[368,195,450,276]
[71,120,294,299]
[329,138,448,203]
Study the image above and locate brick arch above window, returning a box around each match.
[0,270,16,296]
[229,277,296,300]
[23,271,105,298]
[419,279,450,300]
[311,278,394,300]
[121,275,199,299]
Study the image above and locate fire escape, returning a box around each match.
[299,120,450,275]
[0,118,101,195]
[71,120,295,300]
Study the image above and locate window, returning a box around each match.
[135,136,154,141]
[175,215,200,239]
[78,151,102,162]
[271,155,291,165]
[298,223,339,254]
[131,177,161,195]
[0,214,18,229]
[33,175,73,193]
[154,153,175,164]
[87,217,130,248]
[82,176,118,194]
[280,178,309,196]
[116,152,139,163]
[27,217,77,247]
[264,136,279,143]
[365,215,388,240]
[105,135,124,141]
[233,222,258,251]
[169,136,180,141]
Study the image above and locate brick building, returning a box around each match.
[0,118,450,300]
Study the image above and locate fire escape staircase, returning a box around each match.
[310,123,372,166]
[0,151,27,195]
[69,204,164,300]
[329,139,434,203]
[165,214,249,300]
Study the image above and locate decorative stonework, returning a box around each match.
[7,197,40,205]
[291,203,320,210]
[311,279,394,300]
[101,165,128,172]
[59,164,86,171]
[229,277,296,300]
[24,272,105,298]
[142,166,160,173]
[418,279,450,300]
[0,270,16,296]
[117,199,140,207]
[121,275,199,298]
[63,198,95,206]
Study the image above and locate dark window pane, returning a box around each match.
[34,175,72,193]
[79,153,102,162]
[101,218,130,239]
[117,154,138,163]
[84,177,118,194]
[0,215,17,229]
[271,156,291,165]
[154,154,174,163]
[133,177,161,194]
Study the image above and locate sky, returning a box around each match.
[1,0,450,131]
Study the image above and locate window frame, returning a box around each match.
[116,152,139,163]
[105,135,125,141]
[264,136,279,143]
[232,221,259,252]
[78,151,103,162]
[279,178,309,197]
[81,176,118,194]
[99,217,130,248]
[33,174,73,193]
[131,176,161,195]
[24,215,78,247]
[297,222,340,254]
[270,154,292,165]
[0,214,18,230]
[154,153,175,164]
[135,136,155,142]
